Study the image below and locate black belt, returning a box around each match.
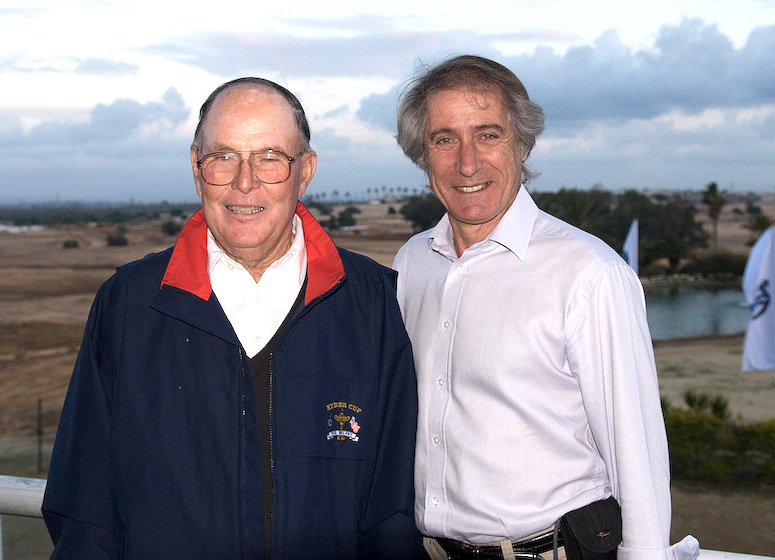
[436,528,563,560]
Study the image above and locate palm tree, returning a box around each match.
[702,182,726,252]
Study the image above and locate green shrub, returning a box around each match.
[106,225,128,246]
[680,251,747,276]
[161,220,182,237]
[665,408,775,487]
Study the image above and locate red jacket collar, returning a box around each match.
[161,202,345,305]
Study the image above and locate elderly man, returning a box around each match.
[43,77,423,559]
[392,55,699,560]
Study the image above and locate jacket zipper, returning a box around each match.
[268,350,275,559]
[237,346,248,560]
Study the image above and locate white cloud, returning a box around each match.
[1,4,774,202]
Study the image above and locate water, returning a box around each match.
[645,286,750,341]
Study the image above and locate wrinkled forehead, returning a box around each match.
[425,86,510,130]
[201,86,299,150]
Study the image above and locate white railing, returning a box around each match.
[0,475,771,559]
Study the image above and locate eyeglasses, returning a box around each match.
[196,150,303,186]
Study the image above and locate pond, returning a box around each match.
[645,286,750,341]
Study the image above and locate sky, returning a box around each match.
[1,0,775,204]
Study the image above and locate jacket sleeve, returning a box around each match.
[42,283,122,558]
[358,270,426,560]
[566,263,699,560]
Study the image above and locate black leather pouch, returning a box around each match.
[560,496,622,560]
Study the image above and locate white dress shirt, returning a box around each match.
[393,187,699,559]
[208,214,307,358]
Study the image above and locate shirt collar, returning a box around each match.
[427,185,539,261]
[206,214,307,285]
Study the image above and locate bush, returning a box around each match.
[681,251,747,276]
[665,408,775,487]
[62,239,79,249]
[106,225,128,246]
[161,220,182,237]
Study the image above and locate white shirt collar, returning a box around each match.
[427,185,539,261]
[206,214,307,358]
[206,214,306,286]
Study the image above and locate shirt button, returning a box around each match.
[437,378,445,387]
[255,294,262,302]
[443,321,451,329]
[455,266,464,275]
[433,436,440,444]
[432,496,440,505]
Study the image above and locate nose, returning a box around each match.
[455,139,480,177]
[233,158,258,194]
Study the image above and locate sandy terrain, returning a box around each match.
[1,199,774,556]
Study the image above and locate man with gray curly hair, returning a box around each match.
[393,55,699,560]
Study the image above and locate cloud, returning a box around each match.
[0,89,194,203]
[4,18,775,203]
[1,88,189,150]
[72,58,139,76]
[356,20,775,134]
[0,55,138,76]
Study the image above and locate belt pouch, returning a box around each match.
[560,496,622,560]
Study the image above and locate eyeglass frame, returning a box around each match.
[195,149,305,186]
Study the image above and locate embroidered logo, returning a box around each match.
[326,401,362,442]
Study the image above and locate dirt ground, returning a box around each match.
[2,200,775,556]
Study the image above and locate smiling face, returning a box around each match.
[191,85,316,278]
[424,87,525,255]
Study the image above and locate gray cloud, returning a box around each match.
[356,20,775,134]
[0,55,138,75]
[1,88,189,150]
[0,89,194,203]
[4,18,775,203]
[73,58,139,76]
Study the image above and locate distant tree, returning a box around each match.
[650,231,691,273]
[744,213,774,245]
[337,209,357,228]
[400,194,446,231]
[307,200,334,216]
[533,186,612,235]
[702,182,726,252]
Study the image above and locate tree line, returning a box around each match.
[400,183,774,277]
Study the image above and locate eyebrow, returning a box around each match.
[428,123,507,141]
[206,142,288,154]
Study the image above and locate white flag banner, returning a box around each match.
[742,226,775,371]
[621,219,639,274]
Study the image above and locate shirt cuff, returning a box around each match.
[619,535,700,560]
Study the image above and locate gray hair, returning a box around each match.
[396,55,545,183]
[191,77,311,155]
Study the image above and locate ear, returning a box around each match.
[297,151,317,198]
[190,146,203,198]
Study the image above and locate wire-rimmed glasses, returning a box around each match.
[196,150,303,185]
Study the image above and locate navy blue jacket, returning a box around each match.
[42,203,424,559]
